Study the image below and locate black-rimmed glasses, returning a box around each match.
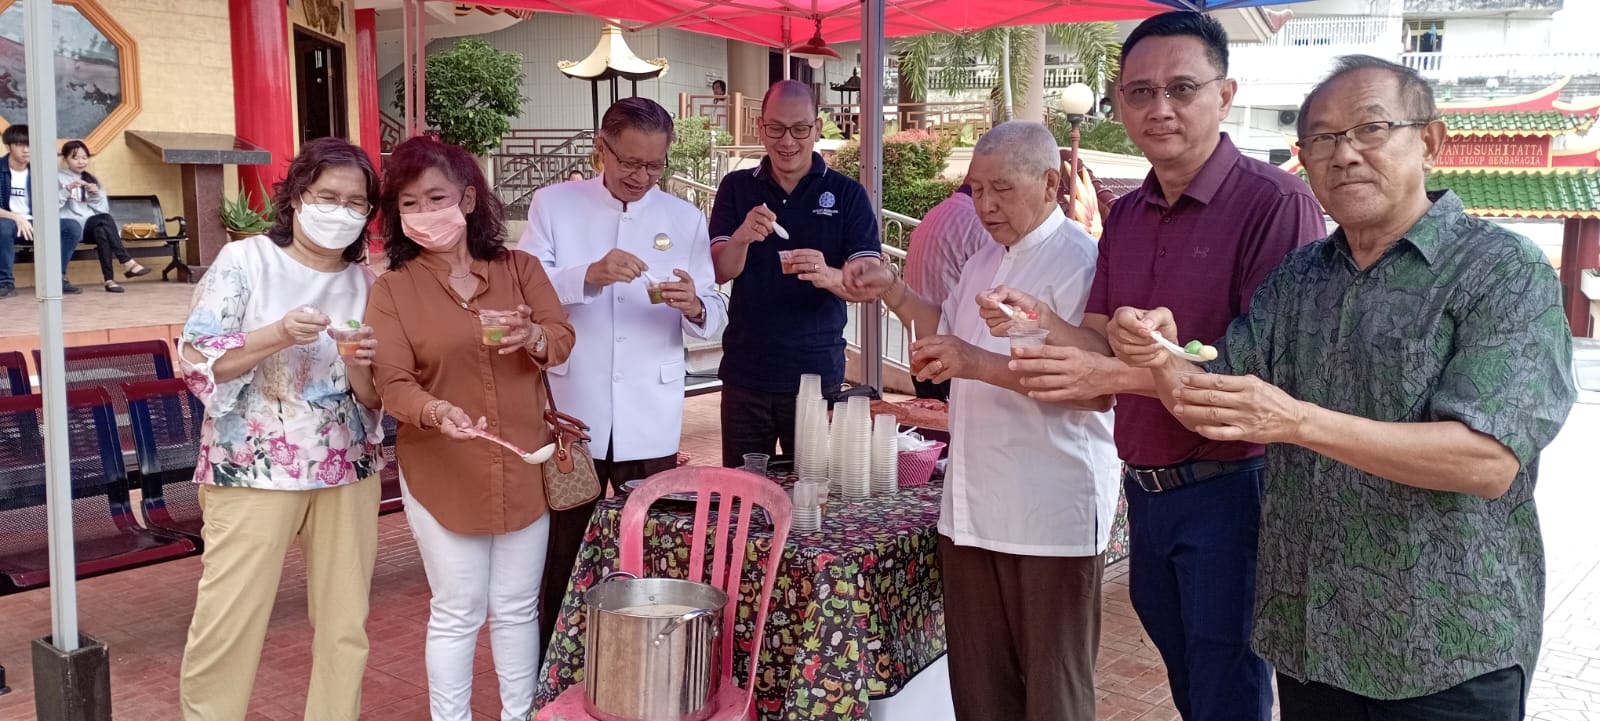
[1295,120,1430,161]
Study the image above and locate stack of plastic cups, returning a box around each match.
[797,397,829,481]
[828,402,849,496]
[795,374,823,477]
[790,478,824,532]
[871,414,899,496]
[840,397,872,501]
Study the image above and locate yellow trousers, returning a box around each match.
[179,477,380,721]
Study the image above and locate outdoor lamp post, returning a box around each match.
[1059,82,1095,217]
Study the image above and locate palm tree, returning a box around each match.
[894,22,1121,124]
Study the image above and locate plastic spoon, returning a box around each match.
[1150,330,1217,362]
[462,427,556,464]
[761,203,790,239]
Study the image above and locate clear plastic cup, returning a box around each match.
[479,312,512,346]
[329,324,362,358]
[742,452,770,476]
[1008,327,1049,356]
[646,277,668,304]
[779,250,802,275]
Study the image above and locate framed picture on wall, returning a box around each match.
[0,0,141,153]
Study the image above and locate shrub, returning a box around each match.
[884,178,962,235]
[668,116,733,185]
[1045,113,1143,158]
[394,38,525,156]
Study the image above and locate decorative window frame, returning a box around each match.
[0,0,141,155]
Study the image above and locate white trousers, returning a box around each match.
[402,478,551,721]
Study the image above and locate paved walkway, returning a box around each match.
[1527,402,1600,719]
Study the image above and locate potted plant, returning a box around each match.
[221,186,275,241]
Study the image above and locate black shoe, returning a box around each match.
[103,280,124,293]
[125,264,152,278]
[0,284,13,298]
[61,281,82,295]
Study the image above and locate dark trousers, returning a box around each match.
[1124,461,1272,721]
[940,536,1103,721]
[912,376,949,401]
[0,216,83,286]
[1278,666,1525,721]
[538,445,676,647]
[719,382,797,468]
[83,214,132,281]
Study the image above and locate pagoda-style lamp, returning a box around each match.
[1059,83,1096,217]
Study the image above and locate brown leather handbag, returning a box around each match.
[539,370,602,511]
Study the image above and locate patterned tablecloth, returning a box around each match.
[533,473,1131,721]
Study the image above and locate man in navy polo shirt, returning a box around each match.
[709,80,883,467]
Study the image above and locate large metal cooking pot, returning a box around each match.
[582,573,727,721]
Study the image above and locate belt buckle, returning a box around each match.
[1131,467,1166,494]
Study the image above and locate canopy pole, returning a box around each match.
[860,0,885,392]
[401,0,413,136]
[781,17,792,80]
[26,0,78,653]
[414,0,426,135]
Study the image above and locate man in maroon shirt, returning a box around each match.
[979,12,1324,721]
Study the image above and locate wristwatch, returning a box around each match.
[531,327,547,354]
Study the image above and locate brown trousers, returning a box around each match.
[939,535,1104,721]
[539,449,677,645]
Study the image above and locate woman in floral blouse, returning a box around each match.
[176,138,384,721]
[367,137,573,721]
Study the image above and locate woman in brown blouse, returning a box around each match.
[366,137,574,721]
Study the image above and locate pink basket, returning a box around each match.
[897,441,946,488]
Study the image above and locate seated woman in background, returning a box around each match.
[58,140,149,292]
[176,137,386,721]
[366,136,574,721]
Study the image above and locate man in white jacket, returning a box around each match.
[520,97,726,644]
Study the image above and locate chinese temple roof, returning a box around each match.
[1429,169,1600,219]
[1443,110,1596,138]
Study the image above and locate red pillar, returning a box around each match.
[229,0,294,207]
[356,9,381,174]
[1560,217,1600,337]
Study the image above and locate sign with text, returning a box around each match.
[1437,136,1552,168]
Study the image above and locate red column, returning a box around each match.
[229,0,294,208]
[1560,217,1600,336]
[356,9,381,174]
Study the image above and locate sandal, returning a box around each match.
[103,280,124,293]
[124,263,151,278]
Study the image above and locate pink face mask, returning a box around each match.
[400,204,467,251]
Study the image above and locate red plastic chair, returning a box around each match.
[537,466,792,721]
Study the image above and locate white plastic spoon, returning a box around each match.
[1150,330,1217,362]
[761,203,790,239]
[463,427,556,464]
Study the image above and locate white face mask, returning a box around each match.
[296,204,367,250]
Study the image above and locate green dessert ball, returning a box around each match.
[1183,339,1204,355]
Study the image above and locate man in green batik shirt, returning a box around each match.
[1106,55,1575,720]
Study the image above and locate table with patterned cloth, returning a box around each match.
[532,472,1131,721]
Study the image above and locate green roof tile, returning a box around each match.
[1442,110,1595,136]
[1427,170,1600,217]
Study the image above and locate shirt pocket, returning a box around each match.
[659,359,684,384]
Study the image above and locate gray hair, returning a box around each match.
[1297,55,1438,138]
[973,121,1061,180]
[600,97,676,144]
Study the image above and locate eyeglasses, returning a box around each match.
[1295,120,1430,161]
[1117,77,1226,109]
[761,123,815,140]
[300,191,372,219]
[601,144,668,176]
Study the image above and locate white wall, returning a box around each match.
[1429,16,1551,56]
[380,14,732,131]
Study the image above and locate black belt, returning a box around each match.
[1124,457,1263,494]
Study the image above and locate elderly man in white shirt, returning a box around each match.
[519,97,727,646]
[846,120,1120,721]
